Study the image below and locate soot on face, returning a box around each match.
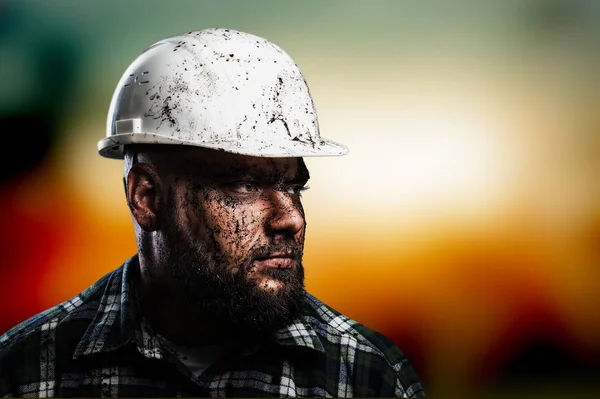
[156,148,308,336]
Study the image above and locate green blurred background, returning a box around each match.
[1,0,599,397]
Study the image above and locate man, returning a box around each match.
[0,28,424,397]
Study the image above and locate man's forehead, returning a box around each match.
[173,147,309,179]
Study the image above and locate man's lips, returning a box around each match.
[254,253,294,269]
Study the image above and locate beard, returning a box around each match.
[159,199,306,341]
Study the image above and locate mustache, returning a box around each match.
[248,242,303,262]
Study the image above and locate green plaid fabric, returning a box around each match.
[0,256,424,397]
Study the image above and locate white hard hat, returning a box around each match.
[98,28,349,159]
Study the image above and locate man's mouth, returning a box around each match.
[253,252,294,269]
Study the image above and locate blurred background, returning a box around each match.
[1,0,599,397]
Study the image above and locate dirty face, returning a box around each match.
[140,147,309,334]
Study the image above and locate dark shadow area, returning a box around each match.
[488,337,600,396]
[387,328,429,391]
[0,0,82,182]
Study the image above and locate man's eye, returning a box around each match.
[286,184,310,195]
[234,181,260,193]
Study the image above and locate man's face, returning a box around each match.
[155,148,309,335]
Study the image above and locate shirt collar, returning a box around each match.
[73,255,325,360]
[271,316,326,353]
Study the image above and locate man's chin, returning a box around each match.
[246,268,297,292]
[225,284,304,336]
[174,261,305,338]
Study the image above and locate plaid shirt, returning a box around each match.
[0,256,424,397]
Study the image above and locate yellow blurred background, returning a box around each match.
[1,0,599,397]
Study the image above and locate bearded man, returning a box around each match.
[0,28,424,398]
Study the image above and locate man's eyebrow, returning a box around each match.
[210,166,253,180]
[209,161,310,183]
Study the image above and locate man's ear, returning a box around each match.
[126,163,162,232]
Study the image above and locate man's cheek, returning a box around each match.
[229,210,263,263]
[240,209,262,233]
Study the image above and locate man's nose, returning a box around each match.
[264,190,305,237]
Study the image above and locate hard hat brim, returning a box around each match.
[97,134,348,159]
